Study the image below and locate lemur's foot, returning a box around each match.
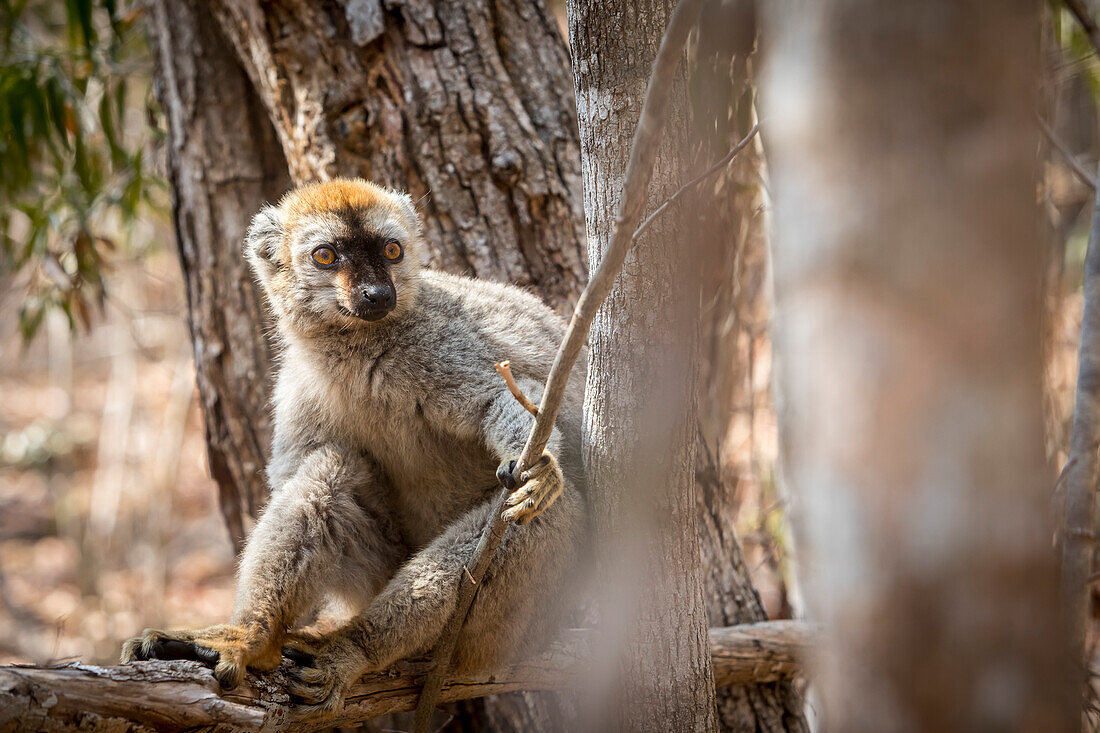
[120,623,281,690]
[281,630,369,713]
[498,452,563,525]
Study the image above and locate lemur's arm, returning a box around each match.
[480,376,565,524]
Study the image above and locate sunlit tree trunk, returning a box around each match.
[569,0,718,729]
[762,0,1076,728]
[150,0,587,539]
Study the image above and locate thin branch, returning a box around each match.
[411,0,708,728]
[1066,0,1100,58]
[0,622,818,733]
[1039,116,1098,190]
[1061,158,1100,663]
[632,121,762,243]
[494,360,539,416]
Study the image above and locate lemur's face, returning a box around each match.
[245,179,424,332]
[292,206,416,323]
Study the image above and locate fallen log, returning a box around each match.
[0,621,816,732]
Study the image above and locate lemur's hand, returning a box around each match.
[282,629,370,714]
[497,452,564,525]
[120,623,282,690]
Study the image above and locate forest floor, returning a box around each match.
[0,250,234,665]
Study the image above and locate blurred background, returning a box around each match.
[0,0,1094,684]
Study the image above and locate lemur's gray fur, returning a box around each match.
[121,178,586,712]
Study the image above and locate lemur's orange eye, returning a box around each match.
[383,240,403,261]
[311,246,337,267]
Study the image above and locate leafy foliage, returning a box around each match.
[0,0,162,339]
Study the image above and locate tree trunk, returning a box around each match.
[147,0,291,550]
[691,1,807,730]
[569,1,718,730]
[762,0,1076,729]
[153,0,588,528]
[204,0,587,314]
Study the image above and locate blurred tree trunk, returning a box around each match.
[569,0,718,729]
[762,0,1076,729]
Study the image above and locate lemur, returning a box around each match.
[121,178,586,712]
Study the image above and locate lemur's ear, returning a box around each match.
[245,205,284,280]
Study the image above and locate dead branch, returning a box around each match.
[632,121,762,243]
[410,0,709,728]
[494,361,539,417]
[1061,159,1100,662]
[0,622,817,733]
[1039,116,1098,190]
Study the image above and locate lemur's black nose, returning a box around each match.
[361,285,395,309]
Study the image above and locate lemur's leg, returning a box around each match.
[282,485,584,712]
[120,445,405,689]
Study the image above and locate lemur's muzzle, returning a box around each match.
[351,283,396,321]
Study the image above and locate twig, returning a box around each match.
[1054,456,1078,497]
[1066,0,1100,58]
[411,0,708,729]
[1061,158,1100,664]
[1039,116,1098,190]
[631,121,762,243]
[494,361,539,417]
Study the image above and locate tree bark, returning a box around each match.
[0,622,816,733]
[204,0,587,314]
[762,0,1076,729]
[691,2,807,730]
[147,0,291,549]
[569,0,718,730]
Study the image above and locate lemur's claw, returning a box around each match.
[500,452,563,524]
[120,624,280,690]
[496,459,519,490]
[281,645,316,667]
[281,633,364,714]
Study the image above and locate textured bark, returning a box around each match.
[0,622,816,732]
[762,0,1076,729]
[569,0,718,730]
[148,0,291,549]
[691,2,807,730]
[204,0,586,314]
